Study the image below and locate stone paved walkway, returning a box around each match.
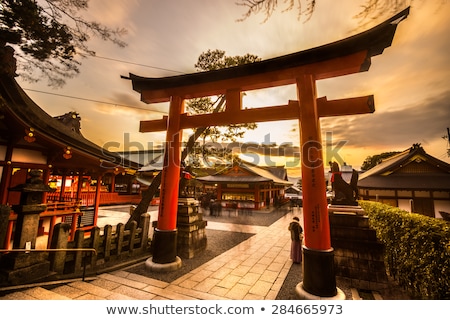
[0,207,300,300]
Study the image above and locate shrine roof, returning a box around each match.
[0,75,139,171]
[358,144,450,190]
[126,7,409,103]
[358,174,450,190]
[197,162,292,186]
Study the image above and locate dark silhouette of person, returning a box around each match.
[288,216,303,263]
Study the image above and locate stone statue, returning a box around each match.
[329,161,359,206]
[179,164,194,197]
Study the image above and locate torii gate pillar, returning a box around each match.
[296,75,342,298]
[146,96,183,270]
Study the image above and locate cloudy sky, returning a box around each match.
[17,0,450,174]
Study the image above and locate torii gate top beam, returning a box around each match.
[126,7,409,104]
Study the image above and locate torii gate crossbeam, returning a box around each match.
[125,7,409,298]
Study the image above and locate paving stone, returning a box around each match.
[249,263,267,274]
[74,293,104,300]
[193,277,221,292]
[217,274,242,289]
[125,272,169,288]
[260,270,279,283]
[68,281,113,298]
[24,287,70,300]
[51,284,86,299]
[238,272,261,286]
[230,264,252,277]
[112,285,156,300]
[208,285,230,297]
[98,273,147,289]
[188,269,214,282]
[249,280,273,297]
[178,278,199,289]
[225,283,252,300]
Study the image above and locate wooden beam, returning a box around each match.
[317,95,375,117]
[180,101,299,129]
[139,115,167,133]
[139,51,368,103]
[139,95,375,132]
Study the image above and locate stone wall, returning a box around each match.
[329,211,389,291]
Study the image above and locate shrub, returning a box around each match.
[359,201,450,299]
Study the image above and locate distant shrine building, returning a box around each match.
[197,161,292,210]
[358,144,450,219]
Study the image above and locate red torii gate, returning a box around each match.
[125,8,409,298]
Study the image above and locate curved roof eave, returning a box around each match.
[0,75,139,170]
[126,7,409,102]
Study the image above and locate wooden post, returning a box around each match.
[47,215,57,248]
[139,213,150,252]
[128,220,137,256]
[104,224,112,262]
[59,172,67,202]
[90,226,100,267]
[92,175,102,227]
[73,229,85,273]
[116,223,125,257]
[296,74,337,297]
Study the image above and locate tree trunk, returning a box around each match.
[125,96,225,228]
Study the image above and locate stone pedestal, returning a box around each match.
[0,170,54,285]
[328,205,389,291]
[176,198,207,259]
[0,252,50,285]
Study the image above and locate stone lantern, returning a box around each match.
[9,170,54,249]
[0,169,55,285]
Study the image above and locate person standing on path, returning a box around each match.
[288,216,303,263]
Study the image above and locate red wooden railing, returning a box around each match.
[3,192,142,249]
[47,192,141,206]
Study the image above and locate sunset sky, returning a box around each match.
[17,0,450,175]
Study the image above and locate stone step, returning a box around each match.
[0,273,139,300]
[0,269,189,300]
[51,280,135,300]
[1,286,70,300]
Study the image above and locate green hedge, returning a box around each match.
[359,201,450,299]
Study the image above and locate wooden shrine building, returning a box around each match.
[358,144,450,218]
[197,161,292,210]
[0,46,141,249]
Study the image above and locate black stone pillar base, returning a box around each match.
[151,228,178,264]
[297,246,344,298]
